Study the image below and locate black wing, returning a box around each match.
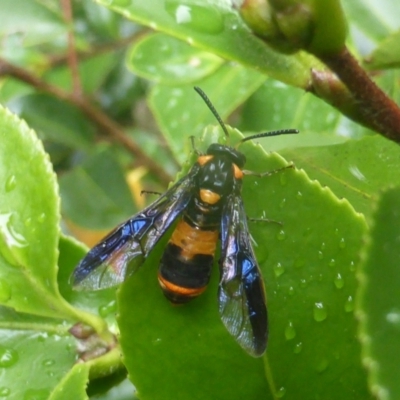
[218,193,268,357]
[71,166,199,290]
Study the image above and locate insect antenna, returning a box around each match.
[194,86,230,139]
[237,129,299,147]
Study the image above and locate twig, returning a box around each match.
[60,0,82,97]
[0,59,172,184]
[320,47,400,143]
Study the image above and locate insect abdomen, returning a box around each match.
[158,218,218,304]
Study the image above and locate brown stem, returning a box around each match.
[0,59,172,184]
[320,47,400,143]
[61,0,82,97]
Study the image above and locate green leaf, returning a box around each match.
[128,33,224,84]
[0,105,107,334]
[366,30,400,70]
[48,363,90,400]
[0,307,77,399]
[280,135,400,217]
[149,64,267,163]
[96,0,311,87]
[59,146,136,230]
[0,105,66,316]
[341,0,400,42]
[357,186,400,400]
[118,127,370,399]
[10,93,96,149]
[0,0,66,46]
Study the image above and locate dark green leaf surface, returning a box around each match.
[96,0,311,87]
[281,135,400,217]
[59,146,136,230]
[357,187,400,400]
[128,33,224,84]
[118,127,369,400]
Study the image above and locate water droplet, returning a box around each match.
[42,359,55,367]
[276,230,286,241]
[293,342,302,354]
[320,242,326,250]
[315,358,329,372]
[300,278,307,288]
[37,213,45,223]
[0,387,10,397]
[165,1,224,34]
[0,279,11,302]
[5,176,16,193]
[153,338,162,345]
[317,250,323,260]
[344,296,354,312]
[99,300,117,317]
[385,309,400,327]
[0,347,18,367]
[24,217,32,227]
[279,198,286,209]
[328,258,336,267]
[349,261,356,272]
[339,238,346,249]
[0,213,28,248]
[279,174,288,186]
[334,273,344,289]
[295,191,302,200]
[313,302,327,322]
[284,321,296,340]
[288,286,294,296]
[277,386,286,398]
[274,262,285,277]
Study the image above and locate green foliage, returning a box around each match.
[0,0,400,399]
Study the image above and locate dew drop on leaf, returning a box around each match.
[344,296,354,313]
[293,342,302,354]
[284,321,296,340]
[0,347,18,367]
[276,229,286,241]
[273,262,285,277]
[276,386,286,398]
[0,387,10,397]
[334,273,344,289]
[5,175,16,193]
[165,1,224,34]
[313,302,327,322]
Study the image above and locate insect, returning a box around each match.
[71,87,299,357]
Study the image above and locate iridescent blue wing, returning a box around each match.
[71,167,199,290]
[219,193,268,357]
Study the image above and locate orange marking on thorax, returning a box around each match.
[233,163,243,179]
[197,155,213,166]
[199,189,221,205]
[169,219,218,260]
